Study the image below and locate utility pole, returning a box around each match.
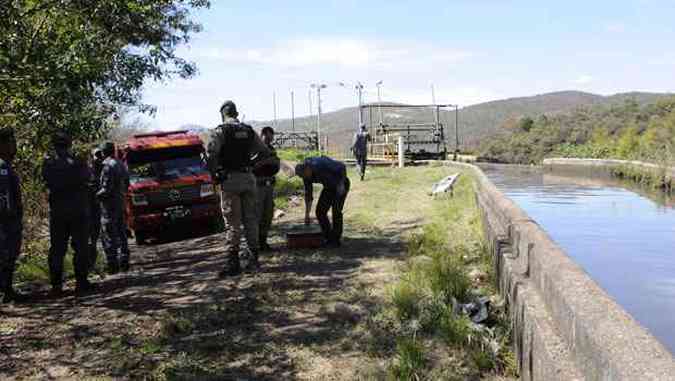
[308,89,313,128]
[310,83,327,152]
[455,104,460,161]
[273,91,277,128]
[376,80,383,126]
[430,83,436,121]
[290,90,295,133]
[355,82,364,127]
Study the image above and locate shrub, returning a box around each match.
[390,280,424,321]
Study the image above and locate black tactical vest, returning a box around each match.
[0,159,15,218]
[219,122,255,171]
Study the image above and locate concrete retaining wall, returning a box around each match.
[543,158,675,184]
[444,162,675,381]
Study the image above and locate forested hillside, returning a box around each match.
[478,97,675,165]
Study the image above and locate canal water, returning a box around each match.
[478,164,675,354]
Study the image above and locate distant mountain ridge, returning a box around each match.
[251,90,672,150]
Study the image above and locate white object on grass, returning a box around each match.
[431,173,460,196]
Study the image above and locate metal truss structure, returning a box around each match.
[273,131,319,151]
[359,104,458,161]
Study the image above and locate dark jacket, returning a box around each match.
[42,153,90,216]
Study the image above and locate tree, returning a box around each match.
[518,117,534,132]
[0,0,210,157]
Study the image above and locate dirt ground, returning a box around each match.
[0,168,444,380]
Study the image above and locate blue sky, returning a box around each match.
[138,0,675,130]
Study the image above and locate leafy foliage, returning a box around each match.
[479,97,675,165]
[1,0,209,257]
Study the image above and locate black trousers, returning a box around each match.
[316,178,351,243]
[0,220,22,292]
[355,154,367,178]
[49,212,89,287]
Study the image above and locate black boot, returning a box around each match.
[245,249,261,273]
[120,259,130,273]
[75,279,97,295]
[107,259,119,275]
[2,288,29,304]
[49,284,64,298]
[219,253,241,277]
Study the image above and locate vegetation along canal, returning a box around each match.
[479,164,675,354]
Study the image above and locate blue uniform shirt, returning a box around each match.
[302,156,347,199]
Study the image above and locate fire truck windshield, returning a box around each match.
[129,155,208,184]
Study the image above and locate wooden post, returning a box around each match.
[398,135,404,168]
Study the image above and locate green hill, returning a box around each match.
[477,95,675,165]
[252,91,671,151]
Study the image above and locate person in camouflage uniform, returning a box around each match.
[253,126,281,251]
[42,132,95,295]
[207,100,272,276]
[0,127,28,303]
[97,142,131,274]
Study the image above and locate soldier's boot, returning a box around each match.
[120,258,130,273]
[245,249,261,273]
[75,278,97,295]
[1,273,28,303]
[106,258,119,275]
[2,288,29,304]
[219,252,241,277]
[259,239,272,252]
[49,284,64,298]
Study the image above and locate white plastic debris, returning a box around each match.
[430,173,460,196]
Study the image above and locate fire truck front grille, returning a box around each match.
[147,185,201,205]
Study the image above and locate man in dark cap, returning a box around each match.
[207,100,272,276]
[253,126,280,251]
[0,127,28,303]
[42,131,94,295]
[351,124,371,181]
[294,156,350,247]
[97,141,130,274]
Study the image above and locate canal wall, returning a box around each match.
[543,158,674,191]
[444,161,675,381]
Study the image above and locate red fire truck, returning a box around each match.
[121,130,221,244]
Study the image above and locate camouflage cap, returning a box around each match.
[220,100,238,118]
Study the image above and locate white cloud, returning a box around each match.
[573,75,594,85]
[189,37,473,70]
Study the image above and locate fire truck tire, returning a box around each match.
[135,231,148,245]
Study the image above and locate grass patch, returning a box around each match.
[389,337,427,380]
[353,166,517,379]
[15,246,107,285]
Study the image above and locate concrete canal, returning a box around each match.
[479,163,675,354]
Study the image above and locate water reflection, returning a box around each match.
[479,164,675,354]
